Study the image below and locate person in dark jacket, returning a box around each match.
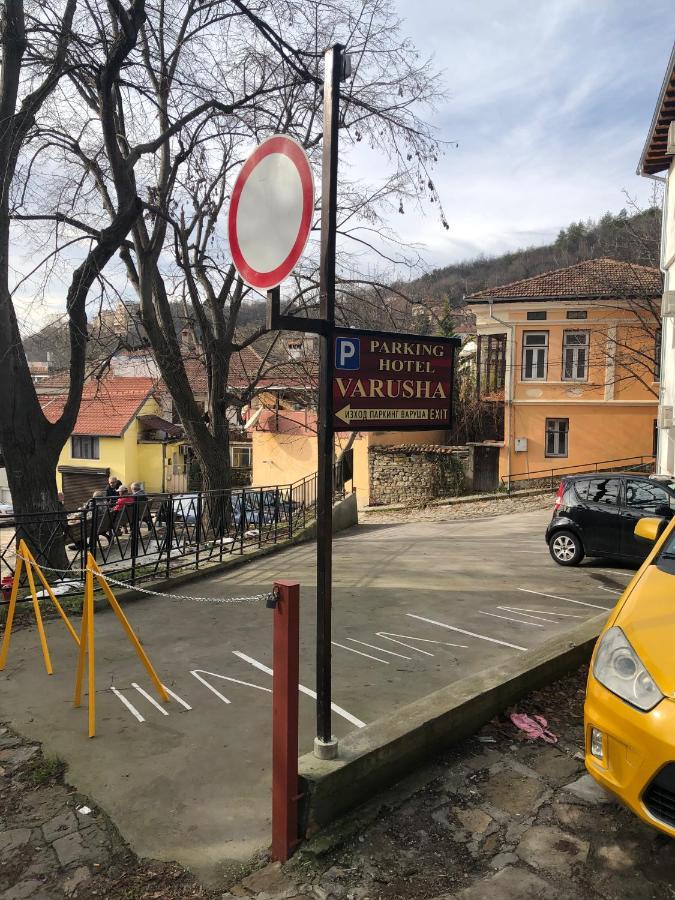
[131,482,152,529]
[106,476,122,506]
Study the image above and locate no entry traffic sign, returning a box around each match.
[332,328,460,431]
[228,135,315,290]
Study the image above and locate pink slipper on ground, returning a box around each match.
[509,712,558,744]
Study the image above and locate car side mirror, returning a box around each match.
[634,517,663,543]
[654,504,674,519]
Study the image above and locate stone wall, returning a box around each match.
[368,444,468,506]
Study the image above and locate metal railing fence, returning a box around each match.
[502,455,656,492]
[1,463,348,597]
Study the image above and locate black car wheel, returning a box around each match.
[549,530,584,566]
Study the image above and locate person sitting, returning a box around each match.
[106,476,122,506]
[131,482,152,529]
[113,486,134,513]
[112,485,135,535]
[80,489,108,513]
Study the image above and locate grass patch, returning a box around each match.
[19,751,67,786]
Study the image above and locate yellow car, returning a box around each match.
[585,513,675,836]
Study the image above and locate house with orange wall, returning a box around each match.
[465,258,662,485]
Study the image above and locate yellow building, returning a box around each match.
[466,258,662,485]
[250,408,446,506]
[40,376,185,507]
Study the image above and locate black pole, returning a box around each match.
[315,43,342,755]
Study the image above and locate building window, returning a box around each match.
[655,327,662,381]
[71,436,99,459]
[231,445,252,468]
[562,330,589,381]
[522,332,548,380]
[479,333,507,395]
[566,310,588,320]
[526,310,547,321]
[545,418,568,458]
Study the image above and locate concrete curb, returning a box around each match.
[298,613,605,836]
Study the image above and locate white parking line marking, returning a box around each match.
[598,586,623,595]
[233,651,366,729]
[132,683,169,715]
[500,606,584,619]
[479,611,543,627]
[333,641,389,664]
[110,687,145,723]
[190,669,272,705]
[518,588,610,611]
[191,671,231,705]
[161,685,192,710]
[406,614,529,652]
[347,638,412,660]
[375,632,469,657]
[497,607,558,623]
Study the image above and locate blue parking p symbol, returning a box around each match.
[335,337,360,370]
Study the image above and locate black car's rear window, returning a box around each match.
[575,477,622,505]
[573,480,590,501]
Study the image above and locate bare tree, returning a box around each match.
[0,0,146,552]
[46,0,446,494]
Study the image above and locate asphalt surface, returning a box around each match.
[0,508,635,882]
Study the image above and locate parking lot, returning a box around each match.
[0,507,635,882]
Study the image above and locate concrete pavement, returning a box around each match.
[0,508,633,882]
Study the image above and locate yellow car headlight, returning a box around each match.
[593,627,663,712]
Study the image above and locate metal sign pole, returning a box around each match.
[314,43,343,759]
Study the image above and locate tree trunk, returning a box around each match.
[2,437,69,571]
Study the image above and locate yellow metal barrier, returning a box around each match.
[74,553,169,737]
[0,539,79,674]
[1,544,168,738]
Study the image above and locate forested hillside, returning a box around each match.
[407,205,662,309]
[23,206,662,361]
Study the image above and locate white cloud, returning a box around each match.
[372,0,674,271]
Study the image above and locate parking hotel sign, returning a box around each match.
[332,328,460,431]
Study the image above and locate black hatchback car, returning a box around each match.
[546,473,675,566]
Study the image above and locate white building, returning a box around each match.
[640,43,675,475]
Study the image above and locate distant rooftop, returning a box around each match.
[465,258,662,304]
[639,42,675,176]
[39,376,155,437]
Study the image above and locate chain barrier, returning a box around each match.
[10,555,273,606]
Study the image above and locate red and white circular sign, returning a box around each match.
[228,135,315,290]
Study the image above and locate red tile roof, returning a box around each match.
[40,376,155,437]
[466,258,662,303]
[172,347,316,393]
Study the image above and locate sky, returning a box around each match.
[15,2,675,331]
[367,0,674,272]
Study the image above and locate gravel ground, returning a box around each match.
[362,492,555,524]
[0,729,216,899]
[230,667,675,900]
[4,666,674,899]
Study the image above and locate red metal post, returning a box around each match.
[271,579,300,862]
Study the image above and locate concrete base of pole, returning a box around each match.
[314,736,339,760]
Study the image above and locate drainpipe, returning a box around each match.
[488,300,516,490]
